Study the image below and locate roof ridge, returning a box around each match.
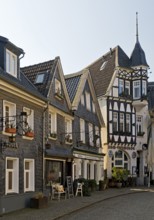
[21,59,54,69]
[65,71,83,79]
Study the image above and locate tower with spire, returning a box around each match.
[130,12,149,68]
[85,12,150,185]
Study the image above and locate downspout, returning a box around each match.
[19,51,25,80]
[42,101,49,192]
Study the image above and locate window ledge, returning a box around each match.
[49,136,57,140]
[22,135,34,140]
[1,131,16,136]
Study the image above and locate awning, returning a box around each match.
[45,146,73,159]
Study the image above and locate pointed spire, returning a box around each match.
[136,12,139,43]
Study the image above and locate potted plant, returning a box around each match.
[112,167,123,188]
[5,123,16,134]
[25,126,34,137]
[65,134,72,143]
[112,167,129,188]
[30,192,48,209]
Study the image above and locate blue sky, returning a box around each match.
[0,0,154,80]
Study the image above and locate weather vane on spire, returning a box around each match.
[136,12,139,42]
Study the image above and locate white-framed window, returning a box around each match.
[81,94,85,106]
[126,114,130,133]
[119,79,124,95]
[86,92,91,110]
[112,150,129,170]
[3,101,16,130]
[133,80,140,99]
[120,113,124,132]
[136,115,143,134]
[125,81,130,95]
[88,123,93,146]
[6,49,17,77]
[23,107,34,134]
[24,159,35,192]
[6,157,19,194]
[49,112,57,135]
[80,119,85,143]
[113,112,118,132]
[55,79,62,95]
[92,101,95,113]
[65,118,72,139]
[142,80,147,95]
[95,126,100,147]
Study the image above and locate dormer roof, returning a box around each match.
[0,36,24,56]
[21,59,55,96]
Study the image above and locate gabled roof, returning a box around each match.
[86,46,131,97]
[65,69,104,126]
[21,57,72,109]
[130,41,149,67]
[65,72,82,102]
[21,60,55,96]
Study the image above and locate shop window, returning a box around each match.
[46,160,63,184]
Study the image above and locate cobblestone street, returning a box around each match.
[2,187,154,220]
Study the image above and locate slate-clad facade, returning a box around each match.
[0,36,47,214]
[65,70,105,183]
[22,57,74,187]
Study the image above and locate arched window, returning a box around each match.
[112,150,129,170]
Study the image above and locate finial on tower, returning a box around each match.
[136,12,139,42]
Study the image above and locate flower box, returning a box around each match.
[5,128,16,134]
[25,131,34,138]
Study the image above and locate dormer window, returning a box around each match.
[6,49,17,77]
[35,73,45,84]
[100,61,108,71]
[55,79,63,99]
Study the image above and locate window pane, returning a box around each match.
[8,172,12,190]
[115,151,122,158]
[25,162,29,170]
[115,160,123,165]
[7,160,13,169]
[26,172,29,188]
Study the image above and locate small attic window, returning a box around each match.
[6,49,17,77]
[100,61,108,71]
[35,73,45,84]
